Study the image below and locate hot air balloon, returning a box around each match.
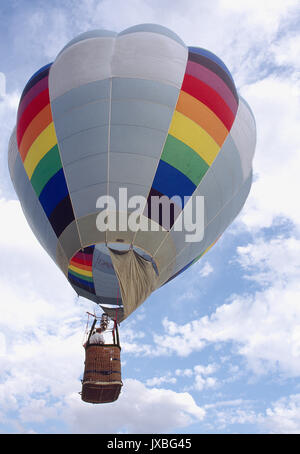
[8,24,256,403]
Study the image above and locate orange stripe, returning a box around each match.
[175,91,228,147]
[69,260,92,272]
[19,104,52,161]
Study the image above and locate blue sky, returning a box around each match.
[0,0,300,434]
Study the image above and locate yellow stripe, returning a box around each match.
[68,264,93,278]
[169,111,220,166]
[23,122,57,179]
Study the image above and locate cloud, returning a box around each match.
[203,394,300,434]
[238,75,300,231]
[263,394,300,434]
[197,262,213,278]
[62,379,205,434]
[153,233,300,377]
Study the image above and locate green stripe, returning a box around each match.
[161,134,209,186]
[68,268,94,283]
[30,144,62,196]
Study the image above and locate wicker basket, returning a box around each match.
[81,344,122,404]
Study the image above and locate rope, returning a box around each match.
[115,286,119,325]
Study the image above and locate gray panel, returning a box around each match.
[111,99,173,131]
[227,171,253,226]
[109,152,157,186]
[54,99,109,140]
[110,124,167,159]
[70,183,107,219]
[76,213,106,247]
[93,247,115,275]
[59,125,108,165]
[166,173,253,278]
[12,153,58,263]
[230,97,256,180]
[112,77,179,107]
[51,79,110,118]
[210,135,243,205]
[93,268,120,298]
[196,169,223,225]
[65,153,107,193]
[57,219,81,262]
[108,181,149,202]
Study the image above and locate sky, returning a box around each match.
[0,0,300,435]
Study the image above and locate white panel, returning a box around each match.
[49,37,115,100]
[111,32,188,88]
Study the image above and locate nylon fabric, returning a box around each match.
[108,248,159,320]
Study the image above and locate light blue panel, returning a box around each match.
[196,168,223,225]
[228,170,252,226]
[51,79,110,118]
[210,135,243,206]
[59,125,108,165]
[70,182,107,218]
[108,181,149,204]
[167,172,253,277]
[111,99,173,132]
[93,247,115,276]
[54,99,109,140]
[112,77,179,108]
[65,153,108,193]
[109,152,157,187]
[119,23,186,47]
[93,268,120,298]
[12,153,58,262]
[110,124,167,159]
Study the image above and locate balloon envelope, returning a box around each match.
[8,24,256,322]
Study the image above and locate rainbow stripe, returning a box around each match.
[68,246,96,294]
[16,64,75,237]
[147,47,238,227]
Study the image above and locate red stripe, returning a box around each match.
[70,259,92,271]
[181,74,235,131]
[72,252,93,266]
[17,89,50,146]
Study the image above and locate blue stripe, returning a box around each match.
[151,160,196,205]
[68,273,95,290]
[39,168,69,217]
[188,47,233,81]
[27,63,53,84]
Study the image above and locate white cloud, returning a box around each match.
[263,394,300,434]
[238,75,300,231]
[62,379,205,434]
[197,262,213,278]
[146,374,177,386]
[204,394,300,433]
[236,236,300,286]
[154,233,300,378]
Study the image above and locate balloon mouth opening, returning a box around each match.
[97,242,159,276]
